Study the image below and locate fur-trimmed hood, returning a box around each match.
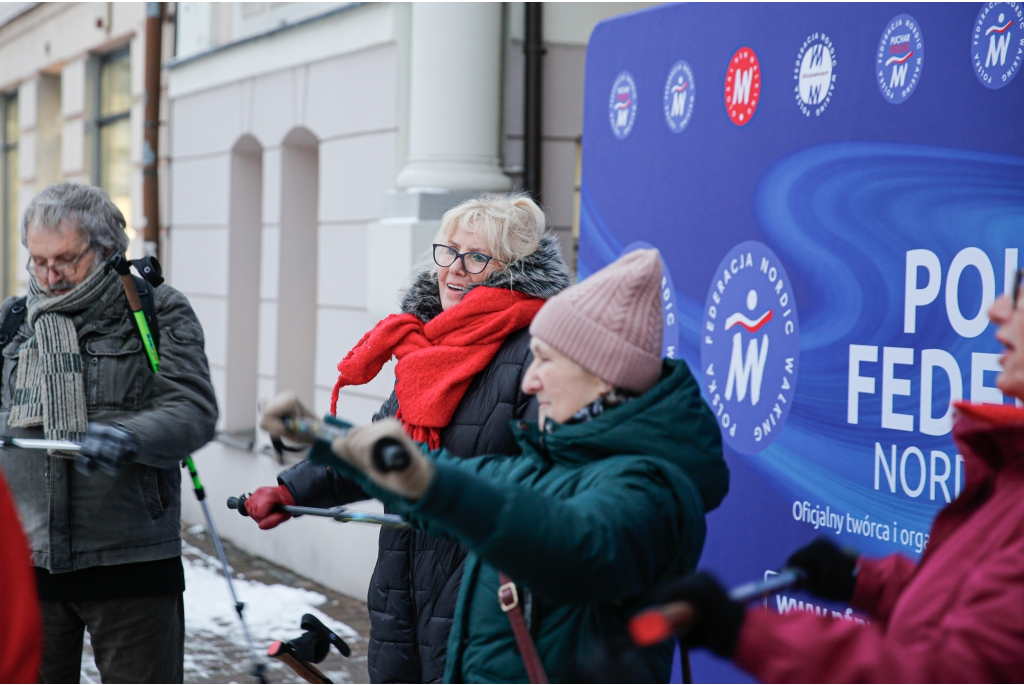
[400,234,572,322]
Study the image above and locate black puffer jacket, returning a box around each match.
[278,235,570,683]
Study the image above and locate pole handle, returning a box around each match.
[120,274,144,311]
[282,416,411,472]
[227,494,250,517]
[628,567,808,647]
[372,437,411,473]
[728,568,806,603]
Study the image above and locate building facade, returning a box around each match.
[167,1,653,600]
[0,2,655,602]
[0,2,174,298]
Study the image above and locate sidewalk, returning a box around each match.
[79,525,372,684]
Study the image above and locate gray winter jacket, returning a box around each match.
[0,284,218,573]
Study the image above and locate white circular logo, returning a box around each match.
[794,32,836,117]
[972,3,1024,89]
[663,61,696,133]
[701,241,800,454]
[876,14,925,104]
[608,72,638,139]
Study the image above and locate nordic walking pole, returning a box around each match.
[628,568,807,647]
[227,493,408,528]
[111,257,268,683]
[280,416,412,473]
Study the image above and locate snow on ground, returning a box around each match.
[183,540,359,643]
[80,540,362,683]
[182,540,360,681]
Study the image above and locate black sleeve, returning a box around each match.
[277,459,370,508]
[373,389,399,422]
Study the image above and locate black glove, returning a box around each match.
[786,538,859,602]
[650,572,746,659]
[75,423,138,476]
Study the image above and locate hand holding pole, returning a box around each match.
[228,493,407,528]
[629,568,807,650]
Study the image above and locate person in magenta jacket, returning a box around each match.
[0,468,41,683]
[655,276,1024,683]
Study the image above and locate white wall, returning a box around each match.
[169,25,400,597]
[180,441,382,601]
[176,2,354,60]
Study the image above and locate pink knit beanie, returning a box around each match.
[530,248,663,393]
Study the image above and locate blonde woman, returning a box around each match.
[245,193,571,683]
[262,249,729,683]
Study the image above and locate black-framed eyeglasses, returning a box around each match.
[1014,267,1024,311]
[26,245,93,279]
[432,244,502,275]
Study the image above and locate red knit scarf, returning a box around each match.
[330,287,544,448]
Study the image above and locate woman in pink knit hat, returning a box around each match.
[261,248,729,683]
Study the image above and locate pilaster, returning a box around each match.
[395,3,510,191]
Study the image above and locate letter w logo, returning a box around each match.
[810,44,825,68]
[671,90,687,117]
[726,332,769,405]
[732,68,753,105]
[986,31,1012,67]
[889,62,908,87]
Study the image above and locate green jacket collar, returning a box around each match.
[512,358,728,512]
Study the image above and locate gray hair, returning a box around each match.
[21,181,129,257]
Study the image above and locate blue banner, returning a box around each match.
[581,3,1023,682]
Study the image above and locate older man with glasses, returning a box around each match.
[0,182,217,683]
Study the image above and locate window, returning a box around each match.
[97,50,132,249]
[2,95,18,297]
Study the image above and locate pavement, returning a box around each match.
[80,524,372,684]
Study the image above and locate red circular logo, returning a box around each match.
[724,47,761,126]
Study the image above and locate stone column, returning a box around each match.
[367,4,511,324]
[395,3,510,191]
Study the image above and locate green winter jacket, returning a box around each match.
[315,359,727,683]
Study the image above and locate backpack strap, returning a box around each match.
[0,297,27,399]
[132,275,160,352]
[0,297,27,351]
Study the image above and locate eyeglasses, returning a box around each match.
[432,244,502,275]
[27,246,93,279]
[1014,267,1024,311]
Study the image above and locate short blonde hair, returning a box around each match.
[436,193,545,267]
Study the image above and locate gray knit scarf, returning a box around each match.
[9,262,124,444]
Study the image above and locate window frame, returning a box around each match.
[2,92,19,298]
[93,47,132,187]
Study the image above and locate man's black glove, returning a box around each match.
[75,423,138,476]
[650,572,746,659]
[786,538,859,602]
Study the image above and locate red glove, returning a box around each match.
[246,485,295,530]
